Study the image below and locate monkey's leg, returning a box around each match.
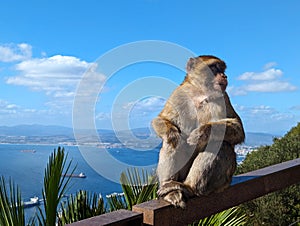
[157,141,194,187]
[184,142,236,196]
[156,141,195,207]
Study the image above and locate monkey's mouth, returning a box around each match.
[218,82,227,91]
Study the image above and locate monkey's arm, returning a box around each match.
[199,118,244,145]
[223,93,245,144]
[152,111,181,149]
[187,94,245,146]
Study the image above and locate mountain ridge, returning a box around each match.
[0,124,276,146]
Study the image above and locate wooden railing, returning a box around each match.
[67,158,300,226]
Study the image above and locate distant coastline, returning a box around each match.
[0,124,276,152]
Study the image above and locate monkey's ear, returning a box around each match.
[186,57,196,73]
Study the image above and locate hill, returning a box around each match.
[0,125,276,146]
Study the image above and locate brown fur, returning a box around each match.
[152,55,245,208]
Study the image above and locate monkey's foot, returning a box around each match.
[163,190,186,209]
[157,181,193,198]
[157,182,180,197]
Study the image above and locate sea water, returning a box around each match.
[0,143,245,220]
[0,144,160,219]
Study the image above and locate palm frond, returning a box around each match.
[193,207,247,226]
[119,168,158,210]
[0,176,25,226]
[36,146,76,226]
[58,190,106,225]
[106,192,127,212]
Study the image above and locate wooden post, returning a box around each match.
[66,158,300,226]
[133,158,300,226]
[65,209,143,226]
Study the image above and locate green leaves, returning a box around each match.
[237,122,300,174]
[0,147,75,226]
[36,146,76,226]
[58,190,106,224]
[106,192,127,212]
[120,168,158,210]
[237,122,300,225]
[0,176,25,226]
[105,168,158,211]
[192,207,247,226]
[58,167,159,223]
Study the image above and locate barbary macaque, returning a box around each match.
[152,55,245,208]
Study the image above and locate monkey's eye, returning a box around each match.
[209,65,223,75]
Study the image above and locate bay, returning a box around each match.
[0,143,245,220]
[0,144,159,219]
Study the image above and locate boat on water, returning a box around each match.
[63,172,86,178]
[20,149,36,153]
[23,196,40,208]
[106,192,124,198]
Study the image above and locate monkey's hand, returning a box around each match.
[188,119,244,146]
[209,118,245,145]
[187,129,201,146]
[187,125,210,147]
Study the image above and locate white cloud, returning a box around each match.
[235,104,297,134]
[15,55,88,76]
[230,64,298,95]
[263,62,277,70]
[290,105,300,111]
[0,43,32,62]
[4,54,107,125]
[6,55,96,97]
[95,112,110,121]
[249,105,275,114]
[6,104,18,109]
[238,68,283,81]
[103,96,166,130]
[0,43,110,126]
[227,86,247,96]
[53,91,75,98]
[0,99,19,114]
[244,81,297,92]
[0,99,37,116]
[236,104,276,116]
[0,98,75,126]
[124,96,166,113]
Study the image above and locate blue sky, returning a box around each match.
[0,0,299,135]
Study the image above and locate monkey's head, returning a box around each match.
[186,55,228,93]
